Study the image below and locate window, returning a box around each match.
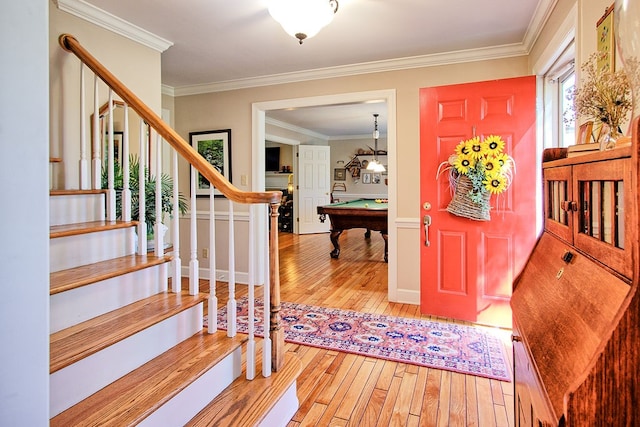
[542,41,576,148]
[559,70,576,147]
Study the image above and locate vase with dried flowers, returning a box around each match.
[567,52,632,149]
[438,135,515,221]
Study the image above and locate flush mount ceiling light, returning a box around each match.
[367,113,386,173]
[268,0,339,45]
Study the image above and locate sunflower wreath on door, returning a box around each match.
[439,135,515,221]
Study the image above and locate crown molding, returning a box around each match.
[266,117,329,141]
[533,2,577,75]
[521,0,558,53]
[266,118,383,142]
[265,134,300,146]
[329,134,373,141]
[161,84,175,97]
[171,42,527,96]
[54,0,173,52]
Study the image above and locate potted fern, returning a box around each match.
[102,154,188,244]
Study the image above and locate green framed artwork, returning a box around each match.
[189,129,232,197]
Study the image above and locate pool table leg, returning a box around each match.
[329,229,343,258]
[382,231,388,263]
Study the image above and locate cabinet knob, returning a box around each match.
[560,201,578,212]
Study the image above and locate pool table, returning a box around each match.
[317,198,388,262]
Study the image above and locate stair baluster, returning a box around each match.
[262,205,273,376]
[171,148,182,293]
[154,131,164,257]
[79,64,89,190]
[189,164,199,295]
[92,74,101,190]
[121,103,131,222]
[208,186,217,330]
[106,90,116,221]
[52,32,294,425]
[227,199,237,337]
[137,118,147,255]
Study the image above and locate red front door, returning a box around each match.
[419,76,537,328]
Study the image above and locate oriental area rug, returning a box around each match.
[205,298,511,382]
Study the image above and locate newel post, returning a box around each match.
[269,202,284,371]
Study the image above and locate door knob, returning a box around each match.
[423,215,432,246]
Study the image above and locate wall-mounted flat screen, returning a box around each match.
[265,146,280,171]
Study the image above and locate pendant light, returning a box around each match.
[268,0,339,44]
[367,114,386,172]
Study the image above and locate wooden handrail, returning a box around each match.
[59,33,281,206]
[60,33,285,372]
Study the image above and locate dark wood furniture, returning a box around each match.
[510,118,640,426]
[317,198,388,262]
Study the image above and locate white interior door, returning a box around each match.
[297,145,331,234]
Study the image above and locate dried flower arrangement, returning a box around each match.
[567,52,632,138]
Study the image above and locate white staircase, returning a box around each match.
[48,189,301,426]
[48,189,244,425]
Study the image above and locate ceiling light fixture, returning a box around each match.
[268,0,339,45]
[367,113,386,173]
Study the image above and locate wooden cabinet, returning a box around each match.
[543,152,633,278]
[511,119,640,427]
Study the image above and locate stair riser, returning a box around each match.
[50,264,168,333]
[50,194,105,226]
[139,348,242,427]
[50,228,135,272]
[258,384,299,427]
[50,303,203,417]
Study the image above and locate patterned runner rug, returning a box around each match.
[206,298,511,382]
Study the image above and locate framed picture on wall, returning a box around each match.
[334,168,346,181]
[372,172,381,184]
[596,4,615,73]
[189,129,232,197]
[103,131,123,165]
[362,172,372,184]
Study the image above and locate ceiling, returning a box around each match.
[78,0,551,138]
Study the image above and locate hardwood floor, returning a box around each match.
[200,230,514,427]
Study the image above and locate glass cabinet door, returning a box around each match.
[573,159,632,278]
[543,166,573,244]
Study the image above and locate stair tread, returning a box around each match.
[50,220,137,238]
[50,254,173,295]
[50,189,105,196]
[50,330,246,427]
[187,353,302,427]
[50,291,205,373]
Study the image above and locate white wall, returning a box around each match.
[175,57,531,304]
[0,0,50,424]
[329,137,389,199]
[49,5,162,190]
[170,0,607,306]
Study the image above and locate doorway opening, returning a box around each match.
[252,89,398,297]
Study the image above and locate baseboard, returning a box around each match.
[180,265,249,285]
[391,288,420,305]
